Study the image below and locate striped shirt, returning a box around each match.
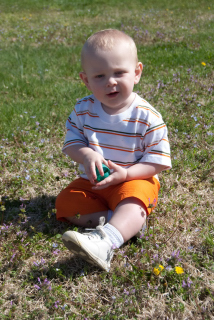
[63,93,171,175]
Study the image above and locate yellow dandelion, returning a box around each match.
[175,266,184,274]
[201,62,206,66]
[153,265,164,276]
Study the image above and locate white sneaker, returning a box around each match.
[62,218,114,272]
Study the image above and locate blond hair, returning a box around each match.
[81,29,138,69]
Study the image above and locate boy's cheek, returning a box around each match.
[85,81,93,91]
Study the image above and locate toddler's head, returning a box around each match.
[79,29,143,114]
[81,29,138,69]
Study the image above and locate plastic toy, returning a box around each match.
[96,164,110,182]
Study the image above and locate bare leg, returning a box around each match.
[109,197,146,242]
[66,210,108,228]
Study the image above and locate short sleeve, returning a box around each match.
[62,108,88,153]
[139,117,172,169]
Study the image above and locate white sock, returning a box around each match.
[103,223,124,248]
[107,209,114,222]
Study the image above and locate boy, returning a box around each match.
[55,29,171,271]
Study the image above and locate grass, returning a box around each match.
[0,0,214,319]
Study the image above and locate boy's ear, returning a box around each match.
[134,62,143,84]
[79,72,91,91]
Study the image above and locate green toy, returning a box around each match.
[96,164,110,182]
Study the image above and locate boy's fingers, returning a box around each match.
[103,159,109,167]
[85,164,97,183]
[92,175,113,189]
[92,182,109,190]
[108,160,118,170]
[96,162,104,176]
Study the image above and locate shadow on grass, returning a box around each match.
[1,193,67,234]
[1,194,105,279]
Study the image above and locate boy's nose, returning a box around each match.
[107,77,117,86]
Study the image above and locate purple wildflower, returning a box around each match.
[53,249,60,255]
[10,253,16,261]
[187,277,193,287]
[123,289,129,295]
[153,254,159,262]
[34,285,41,290]
[166,265,173,271]
[44,278,49,284]
[112,243,117,249]
[182,277,192,288]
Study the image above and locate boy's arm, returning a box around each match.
[64,145,108,184]
[92,160,166,190]
[126,162,167,181]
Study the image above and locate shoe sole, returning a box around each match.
[62,232,109,272]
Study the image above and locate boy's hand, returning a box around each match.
[83,150,108,184]
[92,160,127,190]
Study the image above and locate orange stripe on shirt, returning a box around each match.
[85,127,140,138]
[146,138,169,148]
[77,98,94,104]
[146,142,159,148]
[123,119,150,126]
[76,111,99,117]
[145,125,166,136]
[148,151,171,158]
[90,142,142,153]
[136,106,160,118]
[63,141,87,148]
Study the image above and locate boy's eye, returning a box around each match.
[115,71,125,75]
[95,74,104,78]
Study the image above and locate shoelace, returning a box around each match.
[84,216,106,239]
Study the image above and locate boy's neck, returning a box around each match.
[101,93,136,115]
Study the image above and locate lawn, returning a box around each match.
[0,0,214,319]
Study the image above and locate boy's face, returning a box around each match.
[79,42,143,115]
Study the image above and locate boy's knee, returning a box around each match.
[119,197,146,210]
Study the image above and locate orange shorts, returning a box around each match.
[56,177,160,222]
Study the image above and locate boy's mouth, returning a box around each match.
[107,92,119,98]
